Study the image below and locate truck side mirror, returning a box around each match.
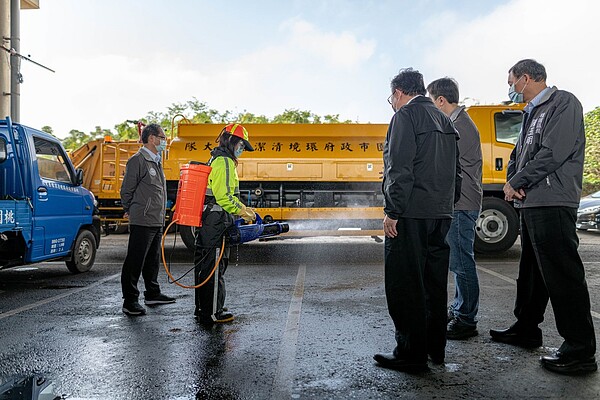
[75,168,84,185]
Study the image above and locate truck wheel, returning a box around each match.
[178,225,196,252]
[474,197,519,254]
[66,230,97,273]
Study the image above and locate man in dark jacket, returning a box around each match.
[120,123,175,316]
[490,59,597,375]
[374,68,461,371]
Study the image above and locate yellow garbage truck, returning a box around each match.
[69,104,524,253]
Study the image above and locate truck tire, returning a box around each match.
[474,197,519,254]
[178,225,196,252]
[66,230,97,273]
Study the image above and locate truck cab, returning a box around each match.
[0,118,100,273]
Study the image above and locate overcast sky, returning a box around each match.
[17,0,599,138]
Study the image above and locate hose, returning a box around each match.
[161,219,225,289]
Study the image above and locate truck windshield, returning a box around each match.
[34,137,72,183]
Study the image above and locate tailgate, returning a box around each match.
[0,200,32,231]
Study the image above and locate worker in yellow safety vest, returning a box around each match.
[194,123,256,323]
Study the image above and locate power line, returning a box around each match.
[0,45,55,73]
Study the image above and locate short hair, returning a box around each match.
[390,68,426,96]
[509,59,547,82]
[426,77,459,104]
[141,123,163,144]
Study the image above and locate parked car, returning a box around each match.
[576,190,600,231]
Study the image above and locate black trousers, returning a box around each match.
[384,217,451,362]
[514,207,596,357]
[121,224,163,302]
[194,210,232,317]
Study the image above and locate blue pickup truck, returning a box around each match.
[0,117,100,273]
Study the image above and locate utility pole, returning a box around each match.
[10,0,19,122]
[0,0,10,119]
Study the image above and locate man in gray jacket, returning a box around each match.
[428,77,483,340]
[120,123,175,315]
[490,59,596,374]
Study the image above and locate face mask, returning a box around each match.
[156,139,167,153]
[508,76,527,103]
[234,145,244,158]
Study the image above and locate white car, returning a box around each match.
[576,190,600,230]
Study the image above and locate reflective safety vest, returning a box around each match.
[205,155,244,215]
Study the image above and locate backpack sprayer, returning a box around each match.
[161,162,288,289]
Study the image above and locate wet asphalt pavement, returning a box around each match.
[1,231,600,399]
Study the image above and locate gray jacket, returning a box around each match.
[507,87,585,209]
[451,106,483,211]
[120,148,167,227]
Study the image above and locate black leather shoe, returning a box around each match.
[373,353,428,372]
[489,325,542,348]
[541,352,598,375]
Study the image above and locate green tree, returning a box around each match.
[62,129,87,150]
[235,111,270,124]
[41,125,54,136]
[583,107,600,194]
[73,99,357,147]
[323,114,353,124]
[114,120,143,141]
[272,109,319,124]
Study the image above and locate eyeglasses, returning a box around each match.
[387,91,395,105]
[155,135,167,140]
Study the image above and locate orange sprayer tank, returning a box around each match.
[173,162,212,227]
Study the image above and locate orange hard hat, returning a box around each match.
[222,123,254,151]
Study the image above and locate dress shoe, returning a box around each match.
[489,325,542,348]
[373,353,428,372]
[447,318,478,340]
[541,352,598,375]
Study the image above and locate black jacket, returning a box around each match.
[507,87,585,209]
[382,96,462,219]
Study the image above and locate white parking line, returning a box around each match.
[477,265,516,285]
[0,273,120,320]
[272,264,306,399]
[477,265,600,320]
